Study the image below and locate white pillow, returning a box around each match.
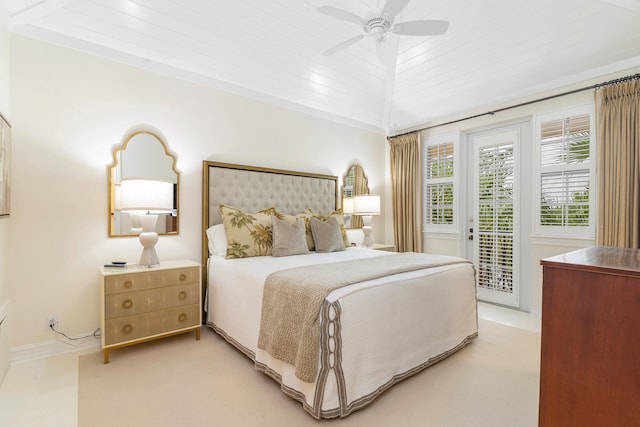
[206,224,228,257]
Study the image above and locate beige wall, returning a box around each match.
[7,35,386,349]
[0,5,10,382]
[0,6,9,304]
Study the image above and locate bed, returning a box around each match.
[201,161,478,419]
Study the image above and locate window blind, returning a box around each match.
[425,142,454,226]
[539,114,591,228]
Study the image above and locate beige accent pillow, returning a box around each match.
[219,205,276,259]
[271,216,310,257]
[274,210,316,251]
[309,217,346,253]
[306,208,350,248]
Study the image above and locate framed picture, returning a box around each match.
[0,112,11,217]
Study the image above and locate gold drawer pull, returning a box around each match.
[122,299,133,309]
[179,273,187,281]
[122,324,133,334]
[178,291,187,300]
[124,280,132,289]
[178,313,187,322]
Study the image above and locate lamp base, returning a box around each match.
[138,214,160,267]
[138,232,159,267]
[361,215,374,248]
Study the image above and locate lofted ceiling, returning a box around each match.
[3,0,640,134]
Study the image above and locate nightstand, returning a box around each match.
[370,243,396,252]
[99,260,201,363]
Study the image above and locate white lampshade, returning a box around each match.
[342,197,354,214]
[119,179,173,213]
[114,184,122,210]
[353,195,381,216]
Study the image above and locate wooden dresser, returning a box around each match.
[99,260,201,363]
[539,246,640,426]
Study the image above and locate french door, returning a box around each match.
[468,129,520,307]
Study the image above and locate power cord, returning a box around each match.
[49,323,101,346]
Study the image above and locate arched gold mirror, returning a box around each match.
[342,164,369,229]
[108,130,179,237]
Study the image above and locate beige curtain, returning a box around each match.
[388,132,422,252]
[595,78,640,248]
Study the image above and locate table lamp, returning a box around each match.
[353,194,380,247]
[119,178,173,267]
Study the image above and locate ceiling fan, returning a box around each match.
[317,0,449,64]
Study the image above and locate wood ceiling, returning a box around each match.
[4,0,640,134]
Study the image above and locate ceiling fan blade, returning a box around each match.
[322,35,364,56]
[393,20,449,36]
[381,0,411,19]
[317,5,364,25]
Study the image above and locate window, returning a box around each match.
[534,106,595,237]
[424,133,459,233]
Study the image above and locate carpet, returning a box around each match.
[78,319,540,426]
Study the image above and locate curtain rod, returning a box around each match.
[387,72,640,140]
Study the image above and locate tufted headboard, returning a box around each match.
[201,161,338,270]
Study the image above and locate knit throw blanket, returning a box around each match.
[257,252,472,382]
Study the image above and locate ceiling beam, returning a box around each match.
[10,0,78,26]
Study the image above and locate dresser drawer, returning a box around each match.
[104,283,199,319]
[104,266,198,294]
[104,304,200,346]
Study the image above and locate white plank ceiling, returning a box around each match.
[4,0,640,134]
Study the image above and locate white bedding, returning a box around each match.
[206,247,478,419]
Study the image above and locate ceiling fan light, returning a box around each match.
[374,33,388,43]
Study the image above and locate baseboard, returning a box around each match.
[10,333,101,365]
[530,305,542,318]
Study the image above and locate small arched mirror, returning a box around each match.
[342,164,369,229]
[108,130,179,237]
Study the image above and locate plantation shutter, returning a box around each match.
[477,142,514,294]
[424,142,454,227]
[539,114,591,227]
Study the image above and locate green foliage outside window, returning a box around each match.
[476,144,514,292]
[426,142,454,225]
[426,184,453,224]
[540,137,590,227]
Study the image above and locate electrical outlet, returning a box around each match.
[47,316,58,330]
